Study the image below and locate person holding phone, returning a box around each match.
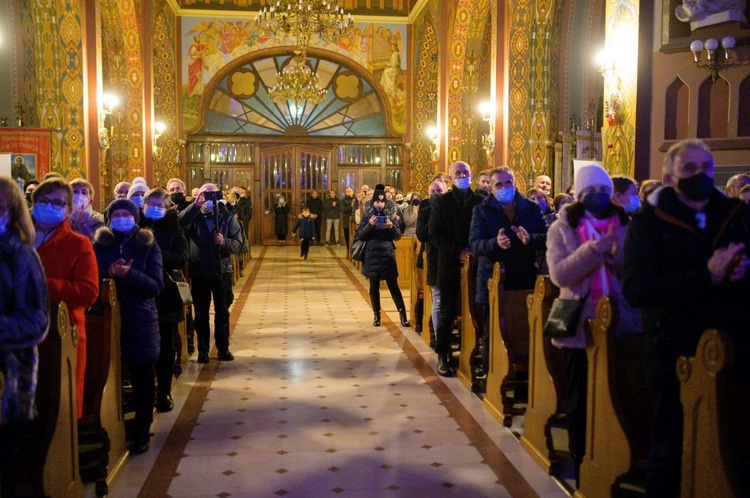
[354,184,410,328]
[178,183,243,364]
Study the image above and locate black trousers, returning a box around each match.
[564,347,588,463]
[300,238,311,256]
[128,360,156,435]
[313,216,322,241]
[157,320,178,395]
[0,421,26,497]
[343,226,350,249]
[192,274,234,354]
[645,381,683,497]
[435,284,459,356]
[369,276,406,313]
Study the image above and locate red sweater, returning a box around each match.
[37,220,99,418]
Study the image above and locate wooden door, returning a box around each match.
[206,166,255,243]
[260,145,330,245]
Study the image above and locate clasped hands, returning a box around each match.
[497,226,530,249]
[108,258,133,278]
[709,242,748,286]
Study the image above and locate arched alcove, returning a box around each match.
[739,75,750,137]
[664,77,689,140]
[697,77,729,139]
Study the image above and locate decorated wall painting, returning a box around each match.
[181,18,406,135]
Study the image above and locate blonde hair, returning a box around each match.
[70,178,95,199]
[0,176,35,245]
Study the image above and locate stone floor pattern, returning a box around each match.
[103,245,567,498]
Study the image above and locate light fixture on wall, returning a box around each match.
[690,37,738,81]
[255,0,354,54]
[153,121,166,160]
[596,49,624,126]
[269,52,327,119]
[425,125,439,163]
[478,102,495,157]
[98,93,119,151]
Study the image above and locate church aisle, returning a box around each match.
[106,245,566,497]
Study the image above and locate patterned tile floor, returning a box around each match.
[101,245,567,498]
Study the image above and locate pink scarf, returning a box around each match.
[576,212,621,304]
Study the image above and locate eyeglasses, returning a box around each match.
[35,198,68,208]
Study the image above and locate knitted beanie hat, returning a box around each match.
[574,164,613,198]
[372,184,386,202]
[106,198,140,222]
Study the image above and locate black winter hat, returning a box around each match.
[106,198,140,222]
[372,184,386,202]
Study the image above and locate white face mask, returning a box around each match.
[453,177,471,190]
[73,193,89,210]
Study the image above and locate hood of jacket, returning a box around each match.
[93,225,155,247]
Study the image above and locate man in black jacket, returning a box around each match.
[416,180,446,344]
[306,190,324,243]
[623,139,750,497]
[428,161,484,376]
[233,186,253,233]
[179,183,244,363]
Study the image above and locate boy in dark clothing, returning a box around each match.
[293,207,316,259]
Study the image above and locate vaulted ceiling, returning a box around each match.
[175,0,414,17]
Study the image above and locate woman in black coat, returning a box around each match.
[139,188,189,413]
[94,198,164,454]
[273,196,290,245]
[355,185,409,327]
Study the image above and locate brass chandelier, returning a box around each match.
[255,0,354,53]
[268,52,328,108]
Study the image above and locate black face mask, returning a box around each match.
[580,191,611,216]
[25,193,32,203]
[412,198,421,206]
[677,172,713,202]
[170,192,185,205]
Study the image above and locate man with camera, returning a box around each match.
[179,183,244,363]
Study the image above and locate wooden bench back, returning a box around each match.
[483,263,533,426]
[458,252,482,391]
[15,301,83,497]
[409,236,423,331]
[578,296,651,498]
[678,329,750,498]
[520,275,566,473]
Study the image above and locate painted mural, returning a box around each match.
[181,18,406,135]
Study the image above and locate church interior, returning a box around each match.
[0,0,749,496]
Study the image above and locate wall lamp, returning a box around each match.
[478,102,495,157]
[153,121,166,160]
[98,93,119,150]
[690,37,737,81]
[596,49,624,126]
[425,125,439,163]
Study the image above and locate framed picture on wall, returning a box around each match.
[10,153,36,182]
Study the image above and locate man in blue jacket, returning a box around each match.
[469,166,548,374]
[179,183,244,363]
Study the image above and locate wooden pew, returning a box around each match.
[458,252,484,392]
[520,275,567,474]
[80,279,127,497]
[678,329,750,498]
[576,296,651,498]
[394,235,413,291]
[15,301,83,497]
[483,263,533,427]
[409,236,424,332]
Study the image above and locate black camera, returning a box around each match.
[203,190,223,202]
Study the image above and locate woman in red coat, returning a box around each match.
[32,177,99,419]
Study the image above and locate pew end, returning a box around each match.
[483,263,532,427]
[81,279,127,497]
[520,275,568,474]
[576,296,650,498]
[678,329,750,498]
[409,237,424,332]
[458,252,486,393]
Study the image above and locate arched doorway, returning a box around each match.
[185,48,404,245]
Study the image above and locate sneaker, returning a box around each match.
[197,352,209,363]
[218,350,235,361]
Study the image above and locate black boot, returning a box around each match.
[373,311,381,326]
[398,308,410,327]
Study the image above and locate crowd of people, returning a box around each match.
[2,138,749,497]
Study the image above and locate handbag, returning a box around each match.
[351,238,366,262]
[543,293,589,339]
[169,270,193,308]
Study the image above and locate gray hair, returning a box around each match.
[662,139,712,176]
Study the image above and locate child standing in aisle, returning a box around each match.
[293,207,316,259]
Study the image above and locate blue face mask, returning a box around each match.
[144,206,166,220]
[130,196,144,208]
[110,216,136,233]
[33,203,67,227]
[453,177,471,190]
[624,194,640,214]
[0,215,9,235]
[494,187,515,204]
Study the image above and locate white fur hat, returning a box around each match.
[574,164,613,198]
